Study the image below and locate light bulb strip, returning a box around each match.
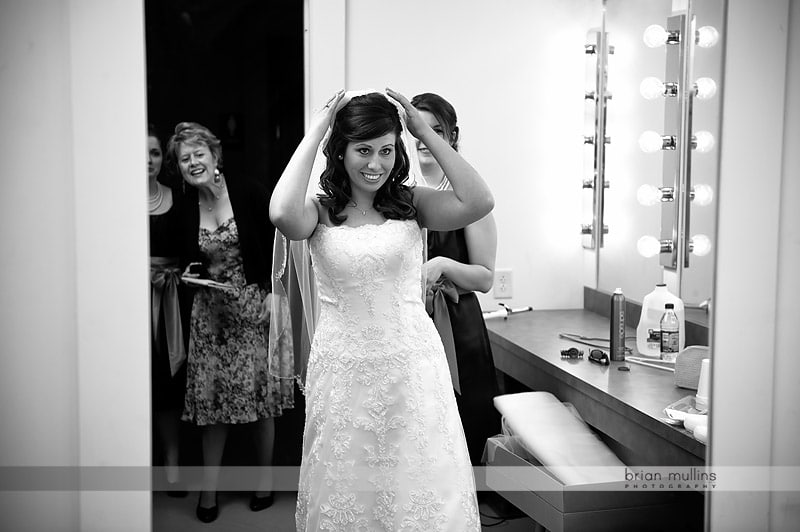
[639,16,720,272]
[582,27,611,250]
[648,13,691,271]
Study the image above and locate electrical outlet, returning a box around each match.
[494,268,513,299]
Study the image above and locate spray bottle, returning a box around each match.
[610,288,626,361]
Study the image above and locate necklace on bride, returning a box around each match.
[347,200,370,216]
[148,183,164,213]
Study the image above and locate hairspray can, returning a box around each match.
[610,288,626,361]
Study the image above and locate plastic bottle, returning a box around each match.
[636,283,685,357]
[610,288,626,361]
[660,303,680,362]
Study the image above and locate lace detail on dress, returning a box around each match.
[296,219,479,531]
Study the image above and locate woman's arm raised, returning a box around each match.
[269,90,344,240]
[386,88,494,231]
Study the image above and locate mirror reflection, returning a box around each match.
[598,0,724,306]
[145,0,722,530]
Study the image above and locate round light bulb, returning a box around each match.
[691,234,712,256]
[637,184,662,206]
[643,24,668,48]
[637,235,662,258]
[693,131,715,153]
[697,26,720,48]
[640,77,665,100]
[639,130,665,153]
[692,184,714,206]
[694,77,717,100]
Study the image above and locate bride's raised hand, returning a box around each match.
[386,87,430,140]
[309,90,345,138]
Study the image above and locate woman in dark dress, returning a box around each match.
[411,93,501,467]
[148,125,190,494]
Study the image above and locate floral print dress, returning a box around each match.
[183,217,293,425]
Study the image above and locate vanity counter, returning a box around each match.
[486,309,706,467]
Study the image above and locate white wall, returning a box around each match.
[0,2,80,529]
[71,0,151,530]
[309,0,601,311]
[0,0,150,530]
[769,0,800,528]
[708,0,800,530]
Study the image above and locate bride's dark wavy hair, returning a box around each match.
[318,93,416,225]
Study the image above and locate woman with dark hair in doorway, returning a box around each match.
[148,124,190,497]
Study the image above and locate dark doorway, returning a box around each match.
[145,0,303,192]
[144,0,305,479]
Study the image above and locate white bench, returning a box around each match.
[485,392,684,532]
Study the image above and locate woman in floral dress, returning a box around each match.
[168,122,293,523]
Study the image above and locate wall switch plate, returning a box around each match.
[494,268,513,299]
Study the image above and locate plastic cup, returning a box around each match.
[695,358,710,409]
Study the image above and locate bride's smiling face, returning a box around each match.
[343,133,396,194]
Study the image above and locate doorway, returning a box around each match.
[144,0,305,525]
[145,0,304,192]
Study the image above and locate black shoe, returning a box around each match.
[249,493,274,512]
[196,495,219,523]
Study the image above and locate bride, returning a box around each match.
[269,88,494,531]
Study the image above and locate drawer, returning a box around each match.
[484,437,685,532]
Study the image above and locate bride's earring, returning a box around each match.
[213,168,221,184]
[337,154,343,160]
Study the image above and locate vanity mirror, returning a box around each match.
[595,0,724,306]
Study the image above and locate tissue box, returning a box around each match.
[674,346,710,390]
[484,437,683,532]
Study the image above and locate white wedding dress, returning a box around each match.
[296,218,480,532]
